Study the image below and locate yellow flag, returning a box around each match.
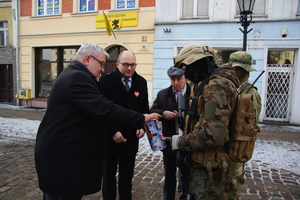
[102,11,111,36]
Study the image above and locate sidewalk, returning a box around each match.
[0,104,300,199]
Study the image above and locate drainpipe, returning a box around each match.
[13,0,20,105]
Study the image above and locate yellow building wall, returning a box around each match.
[18,7,155,102]
[0,6,13,45]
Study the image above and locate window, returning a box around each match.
[35,46,80,98]
[213,50,237,66]
[182,0,208,18]
[267,51,294,65]
[0,22,8,46]
[236,0,266,15]
[252,0,265,14]
[79,0,95,12]
[116,0,136,9]
[38,0,59,16]
[298,0,300,13]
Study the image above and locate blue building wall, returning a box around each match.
[153,20,300,101]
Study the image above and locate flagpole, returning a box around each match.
[111,29,117,40]
[102,11,117,40]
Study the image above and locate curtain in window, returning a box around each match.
[182,0,208,17]
[197,0,208,16]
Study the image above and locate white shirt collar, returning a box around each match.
[173,82,187,95]
[122,77,132,82]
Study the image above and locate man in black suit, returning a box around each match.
[35,44,160,200]
[99,50,149,200]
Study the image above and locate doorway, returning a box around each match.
[264,50,295,122]
[0,64,13,102]
[104,46,127,74]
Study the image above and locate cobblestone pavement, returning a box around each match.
[0,106,300,199]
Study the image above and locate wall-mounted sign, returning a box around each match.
[96,12,138,30]
[117,0,135,9]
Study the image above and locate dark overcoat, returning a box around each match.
[35,60,145,196]
[150,84,191,155]
[99,68,149,155]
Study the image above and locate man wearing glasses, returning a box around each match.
[99,50,149,200]
[35,44,160,200]
[89,54,106,80]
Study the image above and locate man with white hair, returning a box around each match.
[35,43,160,200]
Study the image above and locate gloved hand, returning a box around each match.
[178,128,183,136]
[163,128,183,150]
[170,135,181,150]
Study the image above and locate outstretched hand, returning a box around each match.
[143,113,161,122]
[162,128,183,150]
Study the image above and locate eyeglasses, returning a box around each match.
[90,55,106,69]
[118,60,137,69]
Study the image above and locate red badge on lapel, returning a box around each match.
[134,91,139,97]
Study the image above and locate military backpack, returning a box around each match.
[226,84,260,162]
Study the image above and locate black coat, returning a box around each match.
[35,60,145,196]
[99,68,149,155]
[150,84,191,155]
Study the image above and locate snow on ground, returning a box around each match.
[0,117,40,140]
[0,103,300,175]
[252,138,300,175]
[0,103,46,111]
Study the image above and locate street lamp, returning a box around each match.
[237,0,256,51]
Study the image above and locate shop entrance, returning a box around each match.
[264,51,295,122]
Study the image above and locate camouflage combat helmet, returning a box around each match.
[229,51,256,72]
[174,43,214,68]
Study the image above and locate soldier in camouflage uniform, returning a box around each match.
[165,43,240,199]
[220,51,262,200]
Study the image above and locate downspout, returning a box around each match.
[14,0,20,105]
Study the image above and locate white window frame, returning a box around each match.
[116,0,136,10]
[0,22,8,46]
[181,0,209,18]
[79,0,95,12]
[37,0,60,16]
[236,0,266,16]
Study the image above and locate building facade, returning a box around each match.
[4,0,300,124]
[16,0,155,108]
[153,0,300,124]
[0,0,16,103]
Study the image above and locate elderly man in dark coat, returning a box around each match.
[150,67,191,200]
[34,43,160,200]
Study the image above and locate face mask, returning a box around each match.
[185,59,209,84]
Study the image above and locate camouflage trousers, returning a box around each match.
[220,162,245,200]
[189,166,225,200]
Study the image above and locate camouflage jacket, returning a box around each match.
[178,65,239,152]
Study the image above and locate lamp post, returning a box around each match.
[237,0,256,51]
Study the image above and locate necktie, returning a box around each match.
[124,78,130,92]
[175,91,181,101]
